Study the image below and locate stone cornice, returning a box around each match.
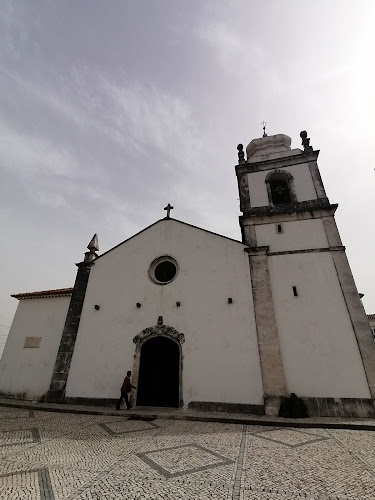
[245,246,269,256]
[240,200,337,223]
[245,246,345,257]
[267,246,345,256]
[235,150,320,175]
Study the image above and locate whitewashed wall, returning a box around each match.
[248,162,317,208]
[0,297,69,400]
[268,252,370,398]
[255,219,329,252]
[65,220,264,406]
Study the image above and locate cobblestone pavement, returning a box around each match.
[1,407,375,499]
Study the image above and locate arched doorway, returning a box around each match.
[136,336,180,407]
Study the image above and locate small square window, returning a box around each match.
[276,223,283,234]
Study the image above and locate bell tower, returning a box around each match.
[236,130,375,416]
[236,130,331,247]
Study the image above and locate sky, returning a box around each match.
[1,1,374,356]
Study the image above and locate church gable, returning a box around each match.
[86,218,251,309]
[80,217,253,325]
[95,217,245,263]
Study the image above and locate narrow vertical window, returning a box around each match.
[292,286,298,297]
[276,223,283,234]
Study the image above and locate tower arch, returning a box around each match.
[265,169,296,205]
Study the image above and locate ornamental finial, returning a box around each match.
[87,234,99,253]
[237,144,245,164]
[300,130,313,152]
[84,234,99,263]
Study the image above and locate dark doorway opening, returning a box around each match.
[137,336,180,408]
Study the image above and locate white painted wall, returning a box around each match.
[65,220,264,406]
[268,252,370,398]
[255,219,329,253]
[248,162,317,208]
[0,296,69,400]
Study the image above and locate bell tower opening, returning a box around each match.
[270,178,291,204]
[266,171,295,205]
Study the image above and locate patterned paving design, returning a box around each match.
[252,427,329,448]
[99,419,159,435]
[1,406,375,499]
[137,443,232,478]
[0,467,54,500]
[0,427,40,447]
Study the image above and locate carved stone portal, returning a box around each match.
[132,325,185,408]
[133,325,185,346]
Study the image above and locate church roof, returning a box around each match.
[11,288,73,300]
[95,217,245,261]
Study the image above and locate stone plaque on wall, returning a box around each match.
[24,337,42,348]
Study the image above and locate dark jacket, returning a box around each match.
[121,376,132,392]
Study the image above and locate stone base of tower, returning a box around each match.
[265,395,375,418]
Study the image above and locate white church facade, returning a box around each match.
[1,131,375,417]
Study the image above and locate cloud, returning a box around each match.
[0,64,114,141]
[0,1,30,61]
[99,76,203,167]
[0,63,204,171]
[197,21,243,64]
[196,20,265,72]
[0,0,210,222]
[1,3,203,167]
[195,18,285,103]
[0,119,78,180]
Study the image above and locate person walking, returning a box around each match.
[116,370,136,410]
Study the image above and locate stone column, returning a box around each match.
[46,236,98,403]
[246,247,287,415]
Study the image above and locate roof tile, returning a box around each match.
[11,288,73,300]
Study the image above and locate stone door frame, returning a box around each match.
[132,325,185,408]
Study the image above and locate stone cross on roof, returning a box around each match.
[164,203,174,219]
[261,120,267,137]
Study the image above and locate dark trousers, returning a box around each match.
[116,391,131,410]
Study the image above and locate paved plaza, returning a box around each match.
[1,407,375,499]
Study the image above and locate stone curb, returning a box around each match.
[1,399,375,431]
